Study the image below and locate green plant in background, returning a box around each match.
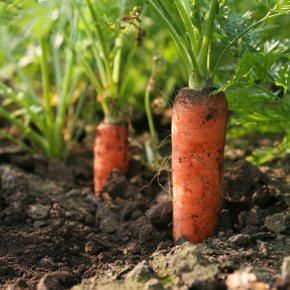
[0,1,85,159]
[144,54,165,167]
[74,0,146,123]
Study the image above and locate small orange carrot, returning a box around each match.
[172,88,228,243]
[94,122,128,195]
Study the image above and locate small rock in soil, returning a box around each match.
[6,278,28,289]
[237,211,248,228]
[40,257,58,270]
[121,201,147,221]
[131,209,144,220]
[95,202,119,234]
[101,169,129,199]
[37,272,78,290]
[252,190,276,208]
[246,206,265,227]
[152,242,221,290]
[146,201,172,230]
[83,213,95,227]
[228,234,250,247]
[2,201,27,225]
[127,260,155,282]
[181,265,221,290]
[0,165,29,193]
[274,257,290,290]
[99,213,118,234]
[145,278,165,290]
[156,240,174,251]
[265,211,290,234]
[132,216,170,244]
[284,194,290,208]
[282,256,290,280]
[33,220,49,228]
[242,225,266,235]
[226,268,268,290]
[37,275,63,290]
[220,260,240,273]
[85,241,105,255]
[28,204,51,220]
[274,278,290,290]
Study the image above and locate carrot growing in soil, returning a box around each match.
[147,0,290,243]
[94,123,129,195]
[74,1,145,195]
[172,88,227,242]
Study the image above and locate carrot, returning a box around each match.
[172,88,228,243]
[94,122,129,195]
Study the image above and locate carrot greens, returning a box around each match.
[74,0,145,123]
[146,0,290,91]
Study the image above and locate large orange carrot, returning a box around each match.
[94,123,129,195]
[172,88,228,243]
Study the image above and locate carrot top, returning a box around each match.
[74,0,145,123]
[146,0,290,91]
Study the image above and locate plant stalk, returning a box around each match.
[40,37,54,129]
[198,0,219,76]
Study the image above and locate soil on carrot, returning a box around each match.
[0,137,289,290]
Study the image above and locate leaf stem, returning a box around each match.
[147,0,204,90]
[112,35,123,96]
[175,0,199,58]
[86,0,115,96]
[40,37,54,129]
[198,0,219,76]
[144,70,158,166]
[74,0,108,87]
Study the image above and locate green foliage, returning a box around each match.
[146,0,290,90]
[74,0,146,122]
[147,0,290,163]
[220,40,290,164]
[247,134,290,165]
[0,1,85,159]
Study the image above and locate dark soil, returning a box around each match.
[0,140,289,290]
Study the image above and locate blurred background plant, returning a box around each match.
[73,0,147,123]
[0,0,289,166]
[0,0,86,159]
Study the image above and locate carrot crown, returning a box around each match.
[146,0,290,91]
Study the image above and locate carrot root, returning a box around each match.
[172,88,228,243]
[94,122,128,196]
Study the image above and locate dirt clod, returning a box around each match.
[37,272,77,290]
[265,212,290,234]
[146,201,173,230]
[145,278,165,290]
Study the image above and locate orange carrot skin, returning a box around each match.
[94,123,128,196]
[172,88,228,243]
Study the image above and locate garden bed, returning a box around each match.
[0,140,289,290]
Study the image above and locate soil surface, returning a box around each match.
[0,139,289,290]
